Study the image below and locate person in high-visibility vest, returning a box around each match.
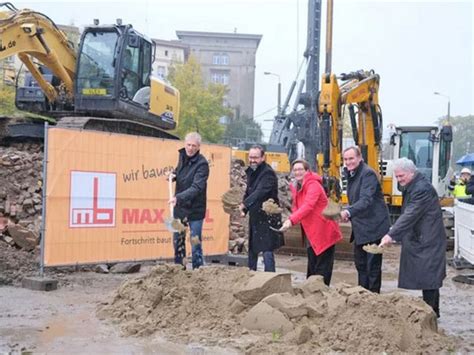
[449,167,472,198]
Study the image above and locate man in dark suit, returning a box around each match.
[340,146,390,293]
[239,145,283,272]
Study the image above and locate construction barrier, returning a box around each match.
[454,200,474,266]
[42,127,231,267]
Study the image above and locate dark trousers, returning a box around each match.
[422,289,440,318]
[248,250,275,272]
[354,239,382,293]
[307,245,335,286]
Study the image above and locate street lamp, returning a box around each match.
[264,71,281,116]
[434,91,450,123]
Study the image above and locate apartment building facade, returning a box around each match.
[175,30,262,119]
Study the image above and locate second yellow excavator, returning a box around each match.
[0,2,179,139]
[318,69,383,201]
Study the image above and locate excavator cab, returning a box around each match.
[389,125,453,198]
[74,24,179,133]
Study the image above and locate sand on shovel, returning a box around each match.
[170,219,187,232]
[262,198,283,214]
[221,187,243,214]
[363,243,384,254]
[166,173,187,232]
[322,200,342,220]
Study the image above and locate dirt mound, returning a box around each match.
[0,240,39,285]
[98,265,457,353]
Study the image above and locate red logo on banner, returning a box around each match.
[70,171,116,228]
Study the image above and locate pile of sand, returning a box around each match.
[97,265,456,353]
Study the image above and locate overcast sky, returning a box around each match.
[16,0,473,140]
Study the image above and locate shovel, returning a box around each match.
[269,226,286,233]
[362,243,384,254]
[164,173,184,233]
[165,173,187,268]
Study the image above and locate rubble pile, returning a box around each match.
[0,143,43,235]
[227,160,292,254]
[0,236,39,285]
[227,160,248,253]
[276,173,292,217]
[0,143,43,284]
[98,265,456,353]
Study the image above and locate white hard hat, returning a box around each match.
[460,167,471,175]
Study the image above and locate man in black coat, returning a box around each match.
[239,145,283,272]
[170,132,209,269]
[340,146,390,293]
[380,158,446,318]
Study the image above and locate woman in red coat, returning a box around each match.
[281,159,342,285]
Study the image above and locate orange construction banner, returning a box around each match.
[43,127,231,266]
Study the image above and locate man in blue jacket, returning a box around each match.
[170,132,209,269]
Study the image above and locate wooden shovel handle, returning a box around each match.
[168,174,174,217]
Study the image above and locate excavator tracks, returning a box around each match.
[56,117,179,140]
[1,116,179,144]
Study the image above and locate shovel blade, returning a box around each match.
[164,218,178,232]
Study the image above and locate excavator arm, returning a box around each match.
[318,69,383,200]
[0,2,76,104]
[340,70,382,170]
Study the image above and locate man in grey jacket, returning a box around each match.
[380,158,446,318]
[340,146,390,293]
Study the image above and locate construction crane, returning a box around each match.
[268,0,322,172]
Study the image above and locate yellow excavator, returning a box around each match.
[317,71,453,214]
[0,2,179,139]
[318,69,383,202]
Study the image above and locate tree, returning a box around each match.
[437,115,474,167]
[223,114,263,146]
[167,56,228,143]
[0,85,17,115]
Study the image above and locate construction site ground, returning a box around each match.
[0,245,473,354]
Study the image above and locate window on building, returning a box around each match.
[165,50,169,57]
[211,71,229,85]
[212,53,229,65]
[156,66,166,79]
[223,95,230,107]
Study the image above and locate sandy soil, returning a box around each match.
[0,246,473,353]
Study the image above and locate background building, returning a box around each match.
[176,30,262,119]
[152,39,189,79]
